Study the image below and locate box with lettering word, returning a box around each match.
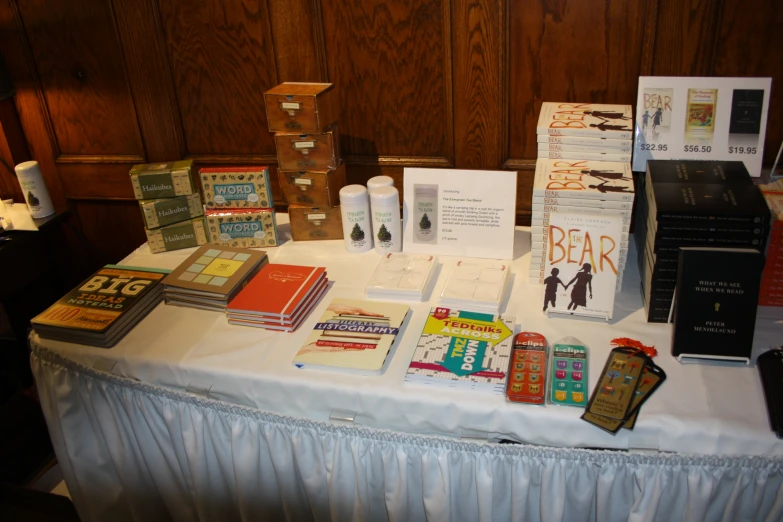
[200,166,273,209]
[206,209,279,248]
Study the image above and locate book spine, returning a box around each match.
[536,126,633,140]
[536,135,633,148]
[537,150,632,162]
[532,188,634,202]
[537,143,633,153]
[532,195,633,209]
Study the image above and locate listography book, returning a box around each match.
[31,265,169,347]
[404,308,515,394]
[292,298,410,374]
[542,212,624,320]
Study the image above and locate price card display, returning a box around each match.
[633,76,771,176]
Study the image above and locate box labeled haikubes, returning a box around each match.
[139,193,203,229]
[145,217,208,254]
[130,159,195,200]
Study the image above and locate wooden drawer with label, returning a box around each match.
[264,82,339,133]
[288,205,344,241]
[278,163,346,208]
[275,128,340,171]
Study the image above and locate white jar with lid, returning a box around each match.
[370,186,402,254]
[339,185,374,253]
[15,161,55,218]
[413,184,437,243]
[367,175,394,193]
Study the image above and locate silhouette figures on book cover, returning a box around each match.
[543,262,594,312]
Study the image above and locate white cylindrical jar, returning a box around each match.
[15,161,55,218]
[366,175,394,193]
[413,184,437,243]
[370,186,402,254]
[339,185,374,253]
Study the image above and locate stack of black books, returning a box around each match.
[634,160,770,322]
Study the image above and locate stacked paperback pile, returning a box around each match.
[264,82,346,241]
[226,264,328,332]
[31,265,168,347]
[530,158,634,290]
[162,245,268,312]
[634,160,770,322]
[536,102,633,163]
[201,166,280,248]
[292,298,410,375]
[130,160,208,253]
[439,259,509,316]
[759,179,783,309]
[366,253,437,301]
[405,308,515,394]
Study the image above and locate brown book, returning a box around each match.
[162,245,268,305]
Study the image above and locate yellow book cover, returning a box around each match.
[293,298,410,374]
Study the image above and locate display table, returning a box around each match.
[31,217,783,522]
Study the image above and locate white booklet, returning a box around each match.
[440,259,509,314]
[366,253,436,300]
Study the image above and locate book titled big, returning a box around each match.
[671,248,765,362]
[227,264,326,317]
[31,265,168,347]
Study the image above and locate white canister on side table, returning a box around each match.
[339,184,374,253]
[370,186,402,254]
[15,161,55,218]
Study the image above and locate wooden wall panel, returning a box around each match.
[14,0,143,158]
[2,0,782,262]
[652,0,723,76]
[72,200,148,263]
[157,0,278,157]
[320,0,452,163]
[711,0,783,166]
[452,0,503,168]
[508,0,648,166]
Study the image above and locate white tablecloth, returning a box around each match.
[30,216,783,521]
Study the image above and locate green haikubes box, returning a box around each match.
[206,209,279,248]
[145,217,208,254]
[140,193,204,229]
[130,159,195,200]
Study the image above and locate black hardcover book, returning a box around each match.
[652,183,770,224]
[671,248,765,361]
[729,89,764,135]
[648,160,753,185]
[655,221,766,236]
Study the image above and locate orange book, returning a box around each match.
[227,264,326,317]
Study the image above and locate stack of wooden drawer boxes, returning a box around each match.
[264,82,346,241]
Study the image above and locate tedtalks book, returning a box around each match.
[671,248,764,362]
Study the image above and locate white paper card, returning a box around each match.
[402,168,517,259]
[633,76,772,176]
